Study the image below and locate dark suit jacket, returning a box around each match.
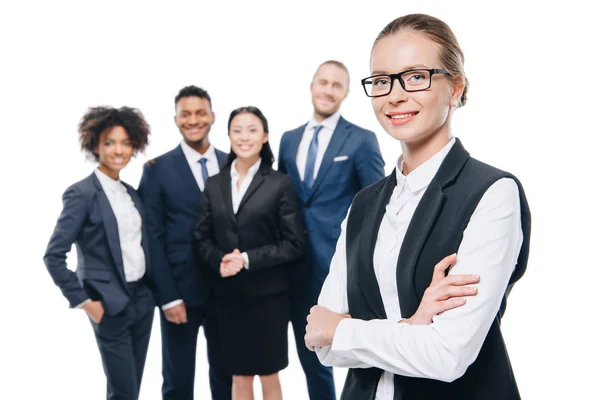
[278,116,385,280]
[138,144,227,308]
[193,161,305,298]
[43,172,154,316]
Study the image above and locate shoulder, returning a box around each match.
[144,146,180,169]
[282,124,306,139]
[352,174,389,205]
[340,117,378,142]
[268,168,293,185]
[66,174,96,196]
[462,157,521,188]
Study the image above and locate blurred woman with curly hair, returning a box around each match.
[43,106,156,400]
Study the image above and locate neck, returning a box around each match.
[186,138,210,155]
[401,128,452,175]
[313,110,333,124]
[98,165,119,180]
[235,156,260,175]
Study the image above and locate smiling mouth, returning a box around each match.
[387,112,418,119]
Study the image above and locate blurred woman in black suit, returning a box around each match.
[194,106,305,400]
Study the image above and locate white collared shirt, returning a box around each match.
[180,141,220,191]
[94,169,146,282]
[315,138,524,399]
[230,158,262,214]
[296,112,341,181]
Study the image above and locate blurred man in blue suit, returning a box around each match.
[138,86,231,400]
[278,60,385,399]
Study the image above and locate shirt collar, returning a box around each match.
[94,168,126,193]
[230,158,262,180]
[180,140,216,166]
[395,137,457,194]
[307,111,341,132]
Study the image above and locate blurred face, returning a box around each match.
[310,63,349,120]
[174,96,215,146]
[229,112,268,163]
[94,125,133,179]
[370,31,463,145]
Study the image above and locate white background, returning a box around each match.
[1,1,598,399]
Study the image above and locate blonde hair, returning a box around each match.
[375,14,469,107]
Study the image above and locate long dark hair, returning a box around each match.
[224,106,275,167]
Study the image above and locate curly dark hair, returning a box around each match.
[78,106,151,161]
[174,86,212,109]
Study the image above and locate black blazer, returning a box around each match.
[43,172,154,316]
[194,161,305,298]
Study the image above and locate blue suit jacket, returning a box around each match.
[44,172,154,316]
[278,116,385,281]
[138,144,227,308]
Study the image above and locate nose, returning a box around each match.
[114,143,124,154]
[387,77,409,104]
[189,114,199,125]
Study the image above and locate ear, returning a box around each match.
[262,133,269,144]
[211,111,216,124]
[450,77,465,107]
[173,115,177,125]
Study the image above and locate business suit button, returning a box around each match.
[304,203,311,208]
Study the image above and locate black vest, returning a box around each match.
[342,139,531,400]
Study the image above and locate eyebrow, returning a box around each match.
[371,64,431,75]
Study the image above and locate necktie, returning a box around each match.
[198,158,209,189]
[304,125,323,192]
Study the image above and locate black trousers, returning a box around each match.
[160,297,231,400]
[91,280,155,400]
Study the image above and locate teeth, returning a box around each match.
[390,113,415,119]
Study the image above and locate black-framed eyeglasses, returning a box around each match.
[361,68,449,98]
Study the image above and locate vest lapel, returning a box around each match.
[395,139,470,316]
[357,173,396,319]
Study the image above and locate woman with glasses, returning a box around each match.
[194,106,305,400]
[305,13,531,400]
[43,106,155,400]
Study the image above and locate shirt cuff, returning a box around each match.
[331,318,400,353]
[75,299,91,309]
[242,252,250,269]
[161,299,183,311]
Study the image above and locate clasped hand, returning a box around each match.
[220,248,245,277]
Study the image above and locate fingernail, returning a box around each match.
[472,275,480,280]
[471,287,478,293]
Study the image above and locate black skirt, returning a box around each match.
[216,292,290,376]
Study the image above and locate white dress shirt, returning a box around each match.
[315,138,524,399]
[180,140,220,191]
[230,158,262,269]
[95,169,146,282]
[296,112,341,181]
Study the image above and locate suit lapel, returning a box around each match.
[92,174,128,287]
[357,173,396,319]
[237,164,268,213]
[395,139,471,316]
[306,117,351,201]
[219,166,237,224]
[287,126,306,201]
[171,145,202,195]
[215,148,228,170]
[125,184,151,277]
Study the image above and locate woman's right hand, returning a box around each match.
[403,254,479,326]
[83,300,105,324]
